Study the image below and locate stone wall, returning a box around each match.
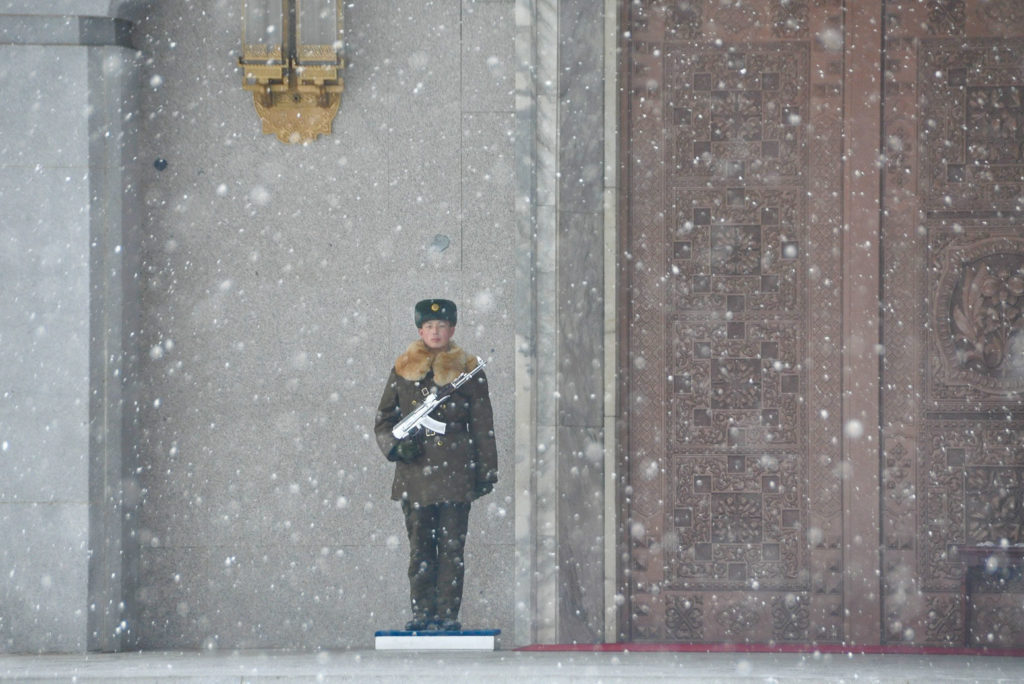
[0,1,141,651]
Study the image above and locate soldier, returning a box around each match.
[374,299,499,631]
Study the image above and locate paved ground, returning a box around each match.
[1,649,1024,683]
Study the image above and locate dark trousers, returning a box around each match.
[401,500,470,621]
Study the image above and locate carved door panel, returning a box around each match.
[881,3,1024,648]
[622,0,1024,647]
[621,0,846,643]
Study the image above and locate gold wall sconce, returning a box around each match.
[240,0,344,143]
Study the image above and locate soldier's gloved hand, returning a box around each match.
[388,439,421,464]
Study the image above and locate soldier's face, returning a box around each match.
[418,319,455,350]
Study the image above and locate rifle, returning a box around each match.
[391,357,487,440]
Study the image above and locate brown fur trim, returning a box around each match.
[394,340,475,385]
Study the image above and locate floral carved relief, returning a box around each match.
[665,595,704,640]
[950,256,1024,376]
[667,453,805,592]
[919,39,1024,217]
[919,421,1024,593]
[710,226,762,275]
[975,0,1024,31]
[965,86,1024,165]
[927,0,965,35]
[770,0,808,39]
[772,594,810,642]
[964,466,1024,543]
[932,237,1024,398]
[714,601,763,639]
[924,594,963,645]
[666,1,703,40]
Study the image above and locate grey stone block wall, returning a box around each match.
[0,42,94,655]
[0,2,143,652]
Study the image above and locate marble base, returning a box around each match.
[374,629,499,651]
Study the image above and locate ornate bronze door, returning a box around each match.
[881,2,1024,648]
[620,0,849,644]
[620,0,1024,647]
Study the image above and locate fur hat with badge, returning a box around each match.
[414,298,457,327]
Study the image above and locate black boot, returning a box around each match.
[404,616,431,632]
[437,618,461,632]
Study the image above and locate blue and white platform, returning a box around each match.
[374,629,500,651]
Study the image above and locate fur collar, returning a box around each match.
[394,340,478,385]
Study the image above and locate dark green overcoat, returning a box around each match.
[374,341,498,505]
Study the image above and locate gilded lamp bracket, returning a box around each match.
[240,0,344,143]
